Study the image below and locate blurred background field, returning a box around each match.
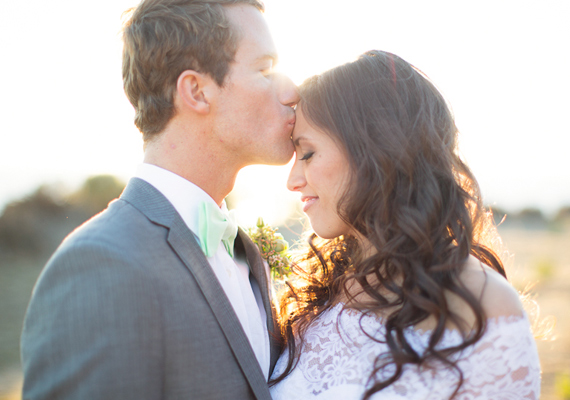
[0,176,569,399]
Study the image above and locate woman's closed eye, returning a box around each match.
[300,151,314,161]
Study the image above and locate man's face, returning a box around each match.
[211,5,299,166]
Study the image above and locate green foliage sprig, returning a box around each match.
[248,218,291,281]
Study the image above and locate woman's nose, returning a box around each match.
[287,158,306,192]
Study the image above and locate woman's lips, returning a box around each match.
[301,196,318,212]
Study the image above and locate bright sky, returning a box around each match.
[1,0,569,226]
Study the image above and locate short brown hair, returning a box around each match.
[122,0,264,140]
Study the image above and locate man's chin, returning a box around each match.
[262,142,295,165]
[274,147,295,165]
[264,155,294,166]
[253,148,294,166]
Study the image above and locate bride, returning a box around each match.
[269,50,540,399]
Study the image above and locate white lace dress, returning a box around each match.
[270,303,541,400]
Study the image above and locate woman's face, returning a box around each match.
[287,109,352,239]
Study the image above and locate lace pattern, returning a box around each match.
[270,303,541,399]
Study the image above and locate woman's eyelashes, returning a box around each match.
[300,151,314,161]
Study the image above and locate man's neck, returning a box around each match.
[143,130,240,206]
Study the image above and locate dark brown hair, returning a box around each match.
[121,0,264,140]
[272,50,505,399]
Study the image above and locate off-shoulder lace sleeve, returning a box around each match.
[450,315,541,399]
[270,304,541,400]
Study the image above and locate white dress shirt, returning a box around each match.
[135,163,270,379]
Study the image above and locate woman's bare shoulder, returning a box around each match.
[457,255,524,320]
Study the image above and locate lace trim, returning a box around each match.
[271,303,541,400]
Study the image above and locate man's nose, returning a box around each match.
[274,73,299,108]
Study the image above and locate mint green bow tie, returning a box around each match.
[198,202,238,258]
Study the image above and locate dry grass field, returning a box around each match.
[499,227,570,400]
[1,226,569,399]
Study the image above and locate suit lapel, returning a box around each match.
[236,229,282,372]
[167,221,271,398]
[235,230,272,327]
[121,179,271,399]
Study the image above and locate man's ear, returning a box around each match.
[176,70,213,114]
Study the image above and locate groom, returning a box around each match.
[20,0,297,399]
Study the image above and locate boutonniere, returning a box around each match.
[248,218,291,281]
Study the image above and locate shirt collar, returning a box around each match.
[135,163,227,235]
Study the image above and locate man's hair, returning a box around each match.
[122,0,264,140]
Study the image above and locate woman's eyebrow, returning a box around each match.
[293,136,307,146]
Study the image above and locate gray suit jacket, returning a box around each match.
[21,178,280,399]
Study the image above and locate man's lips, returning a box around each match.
[287,114,296,127]
[301,195,318,212]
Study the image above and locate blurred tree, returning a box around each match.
[68,175,125,216]
[0,185,69,255]
[551,205,570,231]
[515,207,548,230]
[554,206,570,222]
[517,208,546,221]
[0,175,125,259]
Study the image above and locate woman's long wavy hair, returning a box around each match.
[270,50,506,399]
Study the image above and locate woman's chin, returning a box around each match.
[310,223,349,240]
